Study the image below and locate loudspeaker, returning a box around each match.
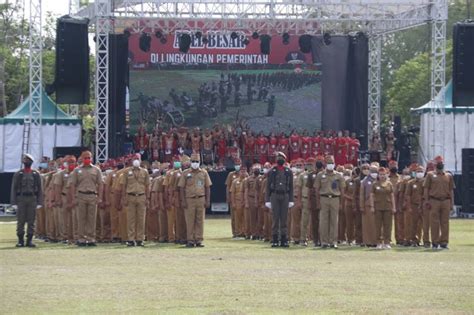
[299,34,312,53]
[462,148,474,213]
[54,16,90,104]
[108,34,129,158]
[179,33,191,53]
[453,22,474,107]
[260,35,271,55]
[53,146,86,159]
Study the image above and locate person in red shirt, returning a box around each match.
[256,131,269,164]
[216,133,227,164]
[289,130,301,161]
[323,130,335,156]
[134,125,149,158]
[335,130,348,166]
[278,132,290,159]
[301,131,312,160]
[348,132,360,166]
[242,130,256,166]
[268,132,279,163]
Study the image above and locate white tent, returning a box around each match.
[0,90,82,172]
[412,81,474,173]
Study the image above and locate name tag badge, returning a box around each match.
[312,174,316,178]
[197,180,204,187]
[304,175,308,179]
[78,170,82,174]
[64,174,68,178]
[368,182,372,185]
[433,175,437,178]
[413,184,417,188]
[187,173,192,178]
[349,182,353,186]
[128,171,133,175]
[112,174,116,178]
[376,186,381,190]
[322,175,326,179]
[177,173,181,177]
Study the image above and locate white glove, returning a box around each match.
[265,202,272,209]
[36,205,42,209]
[289,202,295,208]
[12,205,18,210]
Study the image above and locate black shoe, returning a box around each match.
[440,244,449,250]
[321,244,329,249]
[432,243,440,250]
[77,242,87,247]
[301,240,308,247]
[16,234,25,247]
[280,235,289,248]
[127,241,136,247]
[87,242,97,247]
[186,242,194,248]
[331,244,338,249]
[136,241,144,247]
[271,235,279,248]
[26,234,36,248]
[195,243,204,247]
[294,241,300,245]
[424,243,431,248]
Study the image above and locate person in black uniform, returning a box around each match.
[265,152,294,248]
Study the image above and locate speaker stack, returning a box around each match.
[453,22,474,107]
[461,149,474,213]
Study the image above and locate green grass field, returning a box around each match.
[1,217,473,314]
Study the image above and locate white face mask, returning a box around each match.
[132,160,140,168]
[235,165,241,171]
[370,173,378,179]
[63,162,68,168]
[416,172,424,179]
[263,168,269,174]
[326,164,335,171]
[291,167,297,173]
[105,169,113,175]
[152,168,159,174]
[191,162,200,169]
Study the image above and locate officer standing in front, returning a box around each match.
[315,155,345,249]
[178,153,212,247]
[10,154,43,247]
[265,152,294,248]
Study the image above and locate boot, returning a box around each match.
[16,233,25,247]
[280,234,289,248]
[271,235,279,248]
[26,234,36,248]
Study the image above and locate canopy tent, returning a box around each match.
[0,90,82,172]
[411,81,474,173]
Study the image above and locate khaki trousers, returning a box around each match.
[430,199,451,245]
[319,196,339,245]
[422,207,431,245]
[234,205,245,236]
[126,195,146,242]
[99,206,111,241]
[110,192,120,239]
[395,210,405,243]
[300,197,311,241]
[375,210,393,244]
[146,207,159,241]
[76,194,98,243]
[60,195,73,241]
[167,206,176,242]
[159,208,168,242]
[338,207,346,242]
[344,201,356,243]
[185,196,205,243]
[175,205,187,242]
[362,206,377,246]
[263,208,272,240]
[291,204,302,241]
[34,203,45,237]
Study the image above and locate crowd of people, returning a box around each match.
[11,144,453,250]
[131,123,361,170]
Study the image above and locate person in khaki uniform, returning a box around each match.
[424,155,454,250]
[353,164,368,246]
[225,159,242,238]
[370,167,396,249]
[174,156,191,244]
[360,163,378,247]
[260,162,272,242]
[157,163,169,242]
[104,164,120,242]
[178,153,212,247]
[230,168,248,238]
[405,165,425,246]
[290,159,304,244]
[422,160,436,247]
[117,154,150,246]
[244,164,261,240]
[68,151,103,246]
[298,157,313,246]
[146,163,161,242]
[163,159,180,243]
[54,155,77,244]
[255,166,266,240]
[45,169,59,242]
[343,167,357,245]
[306,155,325,246]
[336,165,347,244]
[97,171,110,242]
[396,167,410,245]
[315,155,345,248]
[11,154,43,247]
[113,162,129,243]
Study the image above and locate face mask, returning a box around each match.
[39,162,48,169]
[291,167,297,173]
[152,168,159,174]
[235,165,241,171]
[63,162,68,168]
[68,164,75,172]
[326,164,335,171]
[370,173,378,179]
[436,163,444,170]
[362,169,369,176]
[83,158,91,166]
[316,161,324,169]
[132,160,140,168]
[174,161,182,169]
[24,161,33,168]
[263,168,269,174]
[277,159,285,166]
[191,162,200,169]
[416,172,424,179]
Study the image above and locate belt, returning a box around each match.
[188,195,205,199]
[78,191,97,195]
[302,196,309,199]
[320,194,340,199]
[61,192,67,196]
[17,192,35,196]
[128,193,145,196]
[430,196,450,201]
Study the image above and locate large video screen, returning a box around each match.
[128,31,321,134]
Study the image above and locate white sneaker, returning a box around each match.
[384,244,392,249]
[376,244,383,250]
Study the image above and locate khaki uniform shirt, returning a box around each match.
[406,178,424,206]
[297,171,310,199]
[178,168,212,198]
[371,180,394,211]
[118,166,150,195]
[315,170,345,197]
[230,176,246,205]
[424,170,454,200]
[68,164,103,193]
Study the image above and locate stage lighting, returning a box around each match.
[179,33,192,53]
[243,38,250,46]
[282,32,290,45]
[298,34,312,53]
[195,31,202,39]
[139,32,152,52]
[260,34,271,54]
[160,36,167,44]
[252,31,259,39]
[323,32,332,45]
[230,32,238,40]
[202,36,209,44]
[155,30,162,39]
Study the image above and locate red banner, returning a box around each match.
[128,31,313,68]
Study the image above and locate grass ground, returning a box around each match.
[1,217,473,314]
